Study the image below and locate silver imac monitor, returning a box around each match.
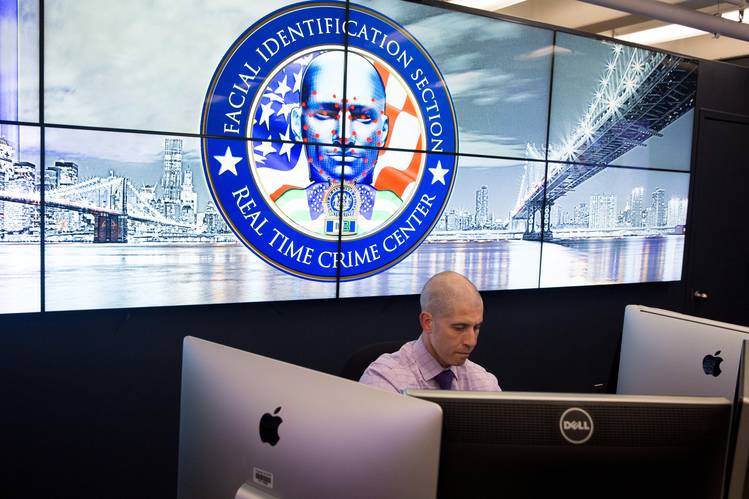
[177,336,443,499]
[617,305,749,398]
[727,340,749,499]
[407,389,732,499]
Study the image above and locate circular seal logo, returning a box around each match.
[201,1,457,281]
[559,407,594,444]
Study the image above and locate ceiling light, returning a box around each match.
[615,24,707,45]
[608,9,749,46]
[448,0,526,11]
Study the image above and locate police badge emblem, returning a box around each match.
[201,1,458,281]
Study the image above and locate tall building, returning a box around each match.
[573,202,589,227]
[160,138,183,220]
[589,194,617,229]
[649,188,667,227]
[180,170,198,224]
[53,160,79,188]
[0,136,16,235]
[4,162,36,233]
[630,186,645,227]
[474,185,489,228]
[667,197,688,227]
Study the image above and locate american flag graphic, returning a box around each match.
[250,51,425,202]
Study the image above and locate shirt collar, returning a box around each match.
[415,333,455,382]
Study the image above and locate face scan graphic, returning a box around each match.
[291,51,390,185]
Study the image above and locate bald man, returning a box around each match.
[279,50,401,236]
[360,271,501,393]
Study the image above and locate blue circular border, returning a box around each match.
[201,1,458,281]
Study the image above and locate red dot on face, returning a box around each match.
[308,158,313,164]
[318,155,323,161]
[352,131,357,136]
[318,168,323,174]
[331,129,336,134]
[315,133,320,138]
[303,124,309,131]
[301,101,306,107]
[353,96,357,100]
[303,138,308,142]
[367,137,372,142]
[363,157,368,164]
[312,90,317,95]
[333,94,337,99]
[373,119,378,124]
[333,148,338,153]
[308,113,313,117]
[376,142,381,146]
[371,98,375,102]
[377,130,381,136]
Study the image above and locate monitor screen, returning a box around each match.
[406,389,731,499]
[617,305,749,399]
[178,336,442,499]
[1,0,698,313]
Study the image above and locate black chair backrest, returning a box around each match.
[340,340,406,381]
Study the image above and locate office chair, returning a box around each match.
[340,340,405,381]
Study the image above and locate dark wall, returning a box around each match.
[2,61,748,499]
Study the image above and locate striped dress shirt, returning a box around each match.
[359,334,501,393]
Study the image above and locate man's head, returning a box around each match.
[419,271,484,368]
[291,51,389,184]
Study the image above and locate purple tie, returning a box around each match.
[434,369,453,390]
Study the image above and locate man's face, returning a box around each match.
[293,51,388,184]
[421,298,483,367]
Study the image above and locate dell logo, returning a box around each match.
[559,408,594,444]
[563,420,591,431]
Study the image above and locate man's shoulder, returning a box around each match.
[367,340,413,369]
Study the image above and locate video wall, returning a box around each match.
[0,0,697,313]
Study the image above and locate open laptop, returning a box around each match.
[177,336,442,499]
[617,305,749,399]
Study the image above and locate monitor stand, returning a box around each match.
[235,483,277,499]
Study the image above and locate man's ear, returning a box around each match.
[419,311,433,333]
[381,113,389,143]
[290,106,303,141]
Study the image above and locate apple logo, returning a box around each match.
[259,406,283,446]
[702,351,724,377]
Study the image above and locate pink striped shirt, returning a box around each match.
[359,335,501,393]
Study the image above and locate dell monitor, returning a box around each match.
[407,390,731,499]
[617,305,749,398]
[178,336,443,499]
[726,340,749,499]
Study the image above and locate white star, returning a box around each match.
[255,141,277,157]
[214,146,242,176]
[292,68,304,93]
[275,74,291,99]
[278,126,295,161]
[264,92,284,104]
[277,102,295,120]
[258,101,275,130]
[428,161,449,185]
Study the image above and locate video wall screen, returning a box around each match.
[0,0,698,313]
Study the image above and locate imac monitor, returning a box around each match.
[617,305,749,398]
[727,340,749,499]
[407,390,731,499]
[178,336,443,499]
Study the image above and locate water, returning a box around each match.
[0,235,684,312]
